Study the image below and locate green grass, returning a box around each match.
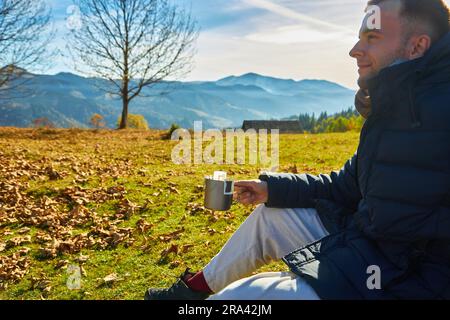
[0,128,359,300]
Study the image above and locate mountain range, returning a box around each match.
[0,71,356,129]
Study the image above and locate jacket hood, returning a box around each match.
[360,32,450,123]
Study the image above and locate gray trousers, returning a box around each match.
[203,205,330,300]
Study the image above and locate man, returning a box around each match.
[145,0,450,300]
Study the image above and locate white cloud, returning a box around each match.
[242,0,354,34]
[245,25,351,44]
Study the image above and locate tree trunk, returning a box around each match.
[118,8,130,131]
[119,98,129,129]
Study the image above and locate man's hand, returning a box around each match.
[234,180,268,206]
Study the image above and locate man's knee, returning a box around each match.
[246,205,289,229]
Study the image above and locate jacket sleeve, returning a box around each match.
[259,153,362,210]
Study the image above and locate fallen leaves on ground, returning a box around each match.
[0,128,313,297]
[0,252,30,289]
[30,273,52,296]
[0,151,148,287]
[157,228,184,243]
[159,244,179,262]
[186,202,211,215]
[98,273,123,288]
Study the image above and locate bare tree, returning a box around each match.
[66,0,198,129]
[0,0,53,96]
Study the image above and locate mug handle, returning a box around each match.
[223,181,234,196]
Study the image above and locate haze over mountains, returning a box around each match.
[0,71,356,129]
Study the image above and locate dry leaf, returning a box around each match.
[31,274,52,295]
[170,260,181,268]
[17,227,31,234]
[208,228,217,235]
[158,228,184,243]
[18,247,30,256]
[54,260,69,270]
[135,218,153,234]
[169,186,180,194]
[181,244,194,253]
[100,273,122,287]
[6,235,31,249]
[160,244,179,261]
[76,254,89,264]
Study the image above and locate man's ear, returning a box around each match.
[407,34,432,59]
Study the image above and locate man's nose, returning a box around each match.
[349,41,364,59]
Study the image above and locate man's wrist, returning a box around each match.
[258,174,270,204]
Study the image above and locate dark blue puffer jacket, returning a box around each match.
[259,32,450,300]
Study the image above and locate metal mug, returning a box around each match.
[204,177,234,211]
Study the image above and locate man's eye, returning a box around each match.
[367,35,377,40]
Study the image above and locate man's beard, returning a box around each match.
[357,46,409,90]
[354,42,409,119]
[357,75,372,90]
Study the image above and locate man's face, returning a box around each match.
[350,0,409,88]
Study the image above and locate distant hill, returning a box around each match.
[0,71,356,129]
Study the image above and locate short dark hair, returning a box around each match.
[367,0,450,43]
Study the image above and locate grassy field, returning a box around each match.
[0,128,359,300]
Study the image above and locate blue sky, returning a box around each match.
[45,0,450,89]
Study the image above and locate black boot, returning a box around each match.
[144,269,211,300]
